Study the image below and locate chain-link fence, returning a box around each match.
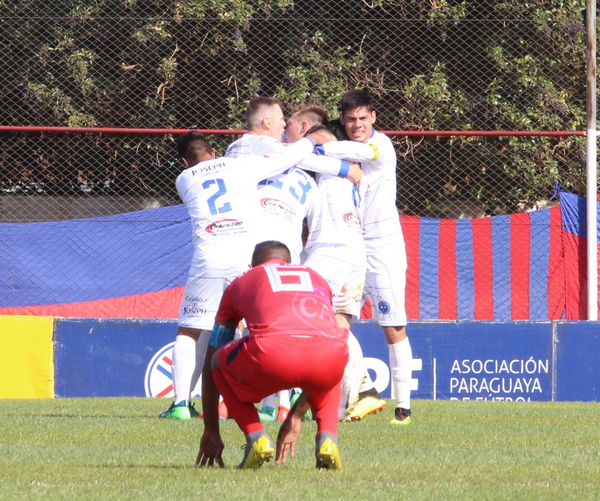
[0,0,594,320]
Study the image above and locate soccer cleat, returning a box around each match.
[188,402,200,418]
[348,396,386,421]
[159,400,191,420]
[276,406,290,421]
[316,438,343,471]
[390,407,412,426]
[237,436,275,469]
[258,405,277,421]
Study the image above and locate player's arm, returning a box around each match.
[276,391,311,465]
[318,140,380,163]
[196,320,237,468]
[296,155,363,185]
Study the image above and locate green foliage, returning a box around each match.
[0,0,591,214]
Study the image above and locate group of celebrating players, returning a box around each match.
[159,90,414,470]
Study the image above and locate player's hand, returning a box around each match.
[346,162,363,186]
[275,414,302,465]
[306,131,335,145]
[196,430,225,468]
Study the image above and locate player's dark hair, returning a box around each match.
[326,118,350,141]
[251,241,291,267]
[293,105,328,127]
[305,124,337,143]
[177,131,212,165]
[340,89,374,115]
[246,96,283,129]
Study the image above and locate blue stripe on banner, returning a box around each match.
[491,215,512,320]
[157,365,173,380]
[456,219,475,319]
[419,218,439,319]
[529,209,550,319]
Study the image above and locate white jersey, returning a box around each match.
[223,133,346,263]
[321,130,403,253]
[225,133,284,158]
[176,138,316,262]
[303,174,367,318]
[305,174,366,258]
[257,168,319,264]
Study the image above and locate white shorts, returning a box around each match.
[178,252,251,331]
[303,245,366,319]
[364,244,407,327]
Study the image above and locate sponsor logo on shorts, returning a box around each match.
[343,212,361,230]
[185,295,207,303]
[260,198,296,219]
[183,305,207,315]
[205,219,246,236]
[378,300,391,314]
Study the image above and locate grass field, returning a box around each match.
[1,398,600,500]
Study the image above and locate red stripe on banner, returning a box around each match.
[472,218,494,320]
[563,233,587,320]
[156,385,174,399]
[547,206,565,319]
[0,286,185,319]
[510,212,531,320]
[438,219,457,319]
[401,215,420,320]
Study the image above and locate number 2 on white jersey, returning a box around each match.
[265,265,314,292]
[203,178,232,215]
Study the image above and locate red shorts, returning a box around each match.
[217,334,348,403]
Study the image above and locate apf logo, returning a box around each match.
[363,357,423,396]
[144,343,201,398]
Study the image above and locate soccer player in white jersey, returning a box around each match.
[225,96,287,158]
[301,124,372,421]
[287,108,383,421]
[319,90,413,425]
[225,100,341,420]
[159,130,358,420]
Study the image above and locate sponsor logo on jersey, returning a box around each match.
[261,198,296,218]
[378,300,391,314]
[205,219,246,236]
[343,212,362,229]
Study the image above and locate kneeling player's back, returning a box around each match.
[217,259,347,342]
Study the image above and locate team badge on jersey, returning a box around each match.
[378,300,391,314]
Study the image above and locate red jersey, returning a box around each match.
[215,258,348,343]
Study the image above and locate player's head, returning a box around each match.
[325,118,349,141]
[285,105,328,143]
[339,89,376,143]
[305,124,337,142]
[251,240,292,266]
[246,96,286,141]
[177,131,215,167]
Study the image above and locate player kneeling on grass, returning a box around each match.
[197,240,348,470]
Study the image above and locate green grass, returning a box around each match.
[1,399,600,500]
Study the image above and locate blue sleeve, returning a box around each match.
[338,161,350,178]
[208,323,236,348]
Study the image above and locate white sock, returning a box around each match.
[389,338,412,409]
[278,390,290,409]
[340,330,366,419]
[262,394,276,409]
[189,331,209,397]
[172,334,197,404]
